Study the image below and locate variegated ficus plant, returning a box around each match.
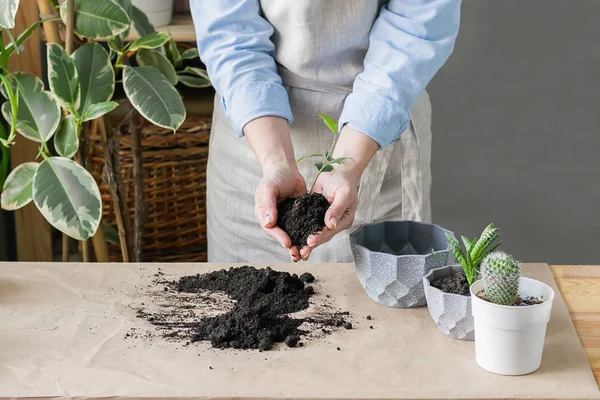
[0,0,199,242]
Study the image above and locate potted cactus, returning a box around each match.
[470,251,555,375]
[423,224,501,340]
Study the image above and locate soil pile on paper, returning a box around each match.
[136,266,350,350]
[277,193,329,247]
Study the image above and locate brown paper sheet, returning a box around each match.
[0,262,598,400]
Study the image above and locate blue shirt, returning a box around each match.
[190,0,461,148]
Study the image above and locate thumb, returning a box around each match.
[324,187,350,230]
[255,181,279,228]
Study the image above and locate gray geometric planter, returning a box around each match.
[350,221,456,308]
[423,265,474,341]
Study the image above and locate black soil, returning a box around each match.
[136,266,351,351]
[277,193,330,247]
[477,292,545,306]
[431,272,470,296]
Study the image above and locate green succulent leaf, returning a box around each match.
[317,113,338,135]
[0,0,19,29]
[168,40,182,67]
[176,74,211,88]
[32,157,102,241]
[0,73,61,143]
[180,47,199,62]
[136,48,178,85]
[72,43,115,118]
[1,161,38,210]
[54,114,79,158]
[47,43,80,113]
[131,5,155,37]
[129,31,171,52]
[122,66,185,132]
[81,101,118,122]
[60,0,131,39]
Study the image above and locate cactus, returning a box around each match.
[481,251,521,305]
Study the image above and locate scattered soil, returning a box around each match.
[277,193,330,247]
[431,272,470,296]
[134,266,352,350]
[476,291,545,306]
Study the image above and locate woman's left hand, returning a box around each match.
[299,124,379,261]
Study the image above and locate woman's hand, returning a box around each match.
[243,116,307,261]
[299,125,379,261]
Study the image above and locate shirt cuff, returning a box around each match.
[221,81,294,137]
[338,92,410,148]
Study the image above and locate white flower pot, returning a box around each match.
[470,277,555,375]
[131,0,174,28]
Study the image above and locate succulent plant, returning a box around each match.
[481,251,521,305]
[446,224,502,286]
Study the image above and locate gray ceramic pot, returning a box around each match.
[423,265,474,341]
[350,221,456,308]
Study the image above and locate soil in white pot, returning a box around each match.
[431,271,470,296]
[475,291,544,306]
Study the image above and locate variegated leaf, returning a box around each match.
[72,43,115,118]
[129,32,170,52]
[168,40,182,67]
[1,161,38,210]
[54,114,79,158]
[81,101,118,122]
[47,43,81,113]
[122,66,185,132]
[60,0,130,39]
[136,48,178,85]
[180,47,199,62]
[0,0,19,29]
[131,5,155,37]
[180,66,209,80]
[32,157,102,241]
[0,73,61,143]
[177,74,211,88]
[115,0,132,38]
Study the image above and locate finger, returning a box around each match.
[300,245,312,261]
[324,187,352,230]
[289,246,301,262]
[307,212,354,249]
[255,183,279,229]
[263,226,291,249]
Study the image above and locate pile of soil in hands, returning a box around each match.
[431,272,470,296]
[277,193,330,247]
[136,266,351,351]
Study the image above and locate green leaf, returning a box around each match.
[461,235,472,251]
[4,19,42,58]
[115,0,132,38]
[81,101,118,122]
[107,37,122,54]
[1,161,38,210]
[47,43,81,113]
[317,113,338,135]
[122,66,185,132]
[176,74,211,88]
[32,157,102,241]
[180,47,199,62]
[296,153,322,164]
[168,40,182,67]
[315,162,333,172]
[54,114,79,158]
[0,0,19,29]
[60,0,130,39]
[180,66,209,80]
[102,222,121,246]
[0,73,61,143]
[136,48,178,85]
[129,32,171,52]
[131,5,155,37]
[72,43,115,118]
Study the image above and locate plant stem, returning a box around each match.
[0,123,9,191]
[0,34,8,73]
[64,0,74,55]
[130,109,145,262]
[308,164,326,195]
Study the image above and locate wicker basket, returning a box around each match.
[89,116,211,262]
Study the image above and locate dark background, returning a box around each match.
[429,0,600,264]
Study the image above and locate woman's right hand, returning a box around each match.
[244,116,306,262]
[255,162,307,261]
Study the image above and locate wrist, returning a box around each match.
[332,124,378,181]
[244,116,296,171]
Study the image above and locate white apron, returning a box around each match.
[207,0,433,263]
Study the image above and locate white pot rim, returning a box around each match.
[470,277,555,310]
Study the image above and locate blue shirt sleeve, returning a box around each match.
[190,0,293,137]
[339,0,462,148]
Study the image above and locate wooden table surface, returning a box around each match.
[551,265,600,387]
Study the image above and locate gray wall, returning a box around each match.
[429,0,600,264]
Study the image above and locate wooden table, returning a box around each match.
[551,265,600,387]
